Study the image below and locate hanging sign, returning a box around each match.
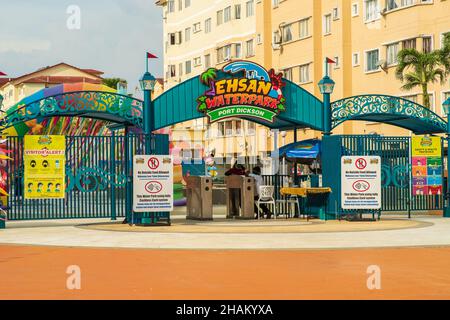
[24,135,65,199]
[341,156,381,209]
[133,155,174,212]
[411,136,442,195]
[197,61,286,123]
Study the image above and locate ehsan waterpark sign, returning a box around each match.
[197,61,286,123]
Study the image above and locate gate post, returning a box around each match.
[125,127,133,224]
[110,132,116,221]
[322,135,341,220]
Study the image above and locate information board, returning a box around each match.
[341,156,381,209]
[24,135,65,200]
[133,155,174,212]
[411,136,442,195]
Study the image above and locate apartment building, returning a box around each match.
[156,0,274,166]
[156,0,450,162]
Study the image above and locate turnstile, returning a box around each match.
[225,175,255,219]
[186,176,213,220]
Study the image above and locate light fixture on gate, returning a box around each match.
[139,72,157,92]
[443,97,450,116]
[318,76,335,94]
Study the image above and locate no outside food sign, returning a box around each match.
[341,156,381,210]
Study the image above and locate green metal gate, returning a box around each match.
[323,135,443,217]
[6,134,165,221]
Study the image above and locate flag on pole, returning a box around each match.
[0,71,6,76]
[147,52,158,59]
[326,57,336,64]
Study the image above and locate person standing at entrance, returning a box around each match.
[249,166,272,219]
[225,163,246,217]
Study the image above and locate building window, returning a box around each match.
[225,121,233,136]
[178,0,182,11]
[386,42,399,65]
[247,122,255,135]
[235,121,242,135]
[246,0,255,17]
[204,54,211,68]
[323,14,331,35]
[178,62,183,76]
[386,0,414,11]
[299,64,310,83]
[185,27,191,41]
[218,122,225,137]
[168,65,176,78]
[193,57,202,67]
[364,0,379,22]
[176,31,182,44]
[283,68,293,81]
[217,45,232,63]
[332,7,339,20]
[299,18,309,38]
[366,49,380,72]
[169,33,176,45]
[235,4,242,19]
[423,36,433,53]
[282,24,293,42]
[402,38,416,50]
[168,0,175,13]
[224,6,232,23]
[273,0,280,8]
[185,60,192,74]
[185,0,191,8]
[352,3,359,16]
[352,52,360,66]
[334,56,340,68]
[205,18,212,33]
[402,94,418,104]
[235,43,242,58]
[246,39,255,57]
[217,10,223,25]
[193,22,201,33]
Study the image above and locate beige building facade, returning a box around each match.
[157,0,450,163]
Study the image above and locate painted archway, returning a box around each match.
[331,94,447,134]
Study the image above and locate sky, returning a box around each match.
[0,0,164,98]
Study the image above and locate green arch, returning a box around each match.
[331,95,447,134]
[153,74,324,131]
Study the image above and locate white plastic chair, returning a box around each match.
[276,195,301,218]
[257,185,276,219]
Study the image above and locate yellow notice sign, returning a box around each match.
[24,135,65,199]
[412,136,441,157]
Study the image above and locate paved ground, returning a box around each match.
[1,245,450,299]
[0,216,449,249]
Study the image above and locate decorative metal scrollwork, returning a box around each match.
[1,91,143,130]
[381,164,410,189]
[331,95,447,133]
[66,166,127,192]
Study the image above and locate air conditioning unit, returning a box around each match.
[376,59,388,70]
[380,8,388,16]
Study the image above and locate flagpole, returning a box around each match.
[146,54,149,73]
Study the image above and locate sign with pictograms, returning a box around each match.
[133,155,173,212]
[341,156,381,209]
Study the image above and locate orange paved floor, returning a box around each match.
[1,245,450,300]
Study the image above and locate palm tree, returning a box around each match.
[102,78,127,90]
[200,68,217,96]
[396,34,450,109]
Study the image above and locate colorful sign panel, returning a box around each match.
[133,155,174,212]
[411,136,442,196]
[24,135,65,199]
[197,61,286,123]
[341,156,381,209]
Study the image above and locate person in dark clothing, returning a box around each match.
[225,163,246,217]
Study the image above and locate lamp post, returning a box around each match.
[139,71,157,154]
[318,75,335,136]
[443,97,450,217]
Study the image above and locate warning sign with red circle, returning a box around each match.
[341,156,381,209]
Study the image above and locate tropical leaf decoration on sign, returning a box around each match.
[197,68,219,112]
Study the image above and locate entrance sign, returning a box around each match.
[411,136,442,195]
[341,156,381,209]
[24,135,65,199]
[197,61,286,123]
[133,155,173,212]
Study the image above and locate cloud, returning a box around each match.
[0,39,52,54]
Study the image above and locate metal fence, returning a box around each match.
[6,134,157,221]
[338,135,443,214]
